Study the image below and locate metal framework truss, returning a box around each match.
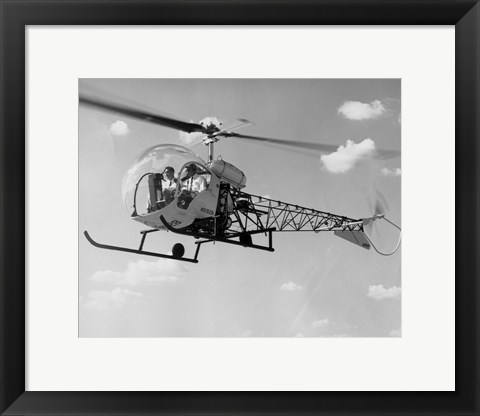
[226,188,364,235]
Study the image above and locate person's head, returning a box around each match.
[163,166,175,180]
[185,164,197,178]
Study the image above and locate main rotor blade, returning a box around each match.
[223,132,400,159]
[215,118,254,136]
[79,96,207,134]
[223,132,340,153]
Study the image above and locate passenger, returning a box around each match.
[181,164,206,194]
[162,166,177,204]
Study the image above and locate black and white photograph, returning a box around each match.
[79,78,401,338]
[3,0,477,411]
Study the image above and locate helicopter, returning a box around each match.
[80,95,402,264]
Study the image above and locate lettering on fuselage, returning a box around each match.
[167,219,182,227]
[200,207,214,216]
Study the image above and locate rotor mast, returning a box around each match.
[208,141,214,162]
[203,137,216,163]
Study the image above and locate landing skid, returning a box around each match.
[83,230,200,263]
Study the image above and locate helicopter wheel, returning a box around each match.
[239,233,252,246]
[172,243,185,259]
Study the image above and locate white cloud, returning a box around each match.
[178,116,222,145]
[179,130,204,145]
[320,138,376,173]
[338,100,386,120]
[109,120,130,136]
[200,116,221,128]
[312,318,330,328]
[389,329,402,337]
[240,330,253,337]
[81,287,142,311]
[294,333,304,338]
[280,282,303,292]
[367,285,401,300]
[381,167,402,177]
[90,258,188,286]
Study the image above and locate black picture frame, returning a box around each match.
[1,1,478,415]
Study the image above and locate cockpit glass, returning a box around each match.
[121,144,206,216]
[177,163,210,193]
[175,162,211,210]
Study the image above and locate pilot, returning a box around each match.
[162,166,177,204]
[181,164,207,193]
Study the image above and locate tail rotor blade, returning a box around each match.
[364,188,390,240]
[374,189,390,215]
[363,217,375,235]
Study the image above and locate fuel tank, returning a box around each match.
[208,159,247,188]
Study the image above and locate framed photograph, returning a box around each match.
[1,0,478,415]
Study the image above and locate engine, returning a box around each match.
[208,159,247,188]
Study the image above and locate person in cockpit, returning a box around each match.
[181,164,207,194]
[162,166,177,204]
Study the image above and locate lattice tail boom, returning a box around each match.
[229,190,364,234]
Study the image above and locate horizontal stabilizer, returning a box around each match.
[334,230,371,250]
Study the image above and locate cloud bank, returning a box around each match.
[367,285,401,300]
[381,167,402,177]
[338,100,386,120]
[90,258,188,286]
[109,120,130,136]
[320,138,376,173]
[312,318,330,328]
[81,287,142,311]
[280,282,303,292]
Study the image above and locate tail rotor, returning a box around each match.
[362,190,401,256]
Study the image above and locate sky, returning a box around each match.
[79,79,401,337]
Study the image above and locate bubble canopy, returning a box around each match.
[122,144,206,214]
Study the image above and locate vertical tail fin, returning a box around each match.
[334,230,371,250]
